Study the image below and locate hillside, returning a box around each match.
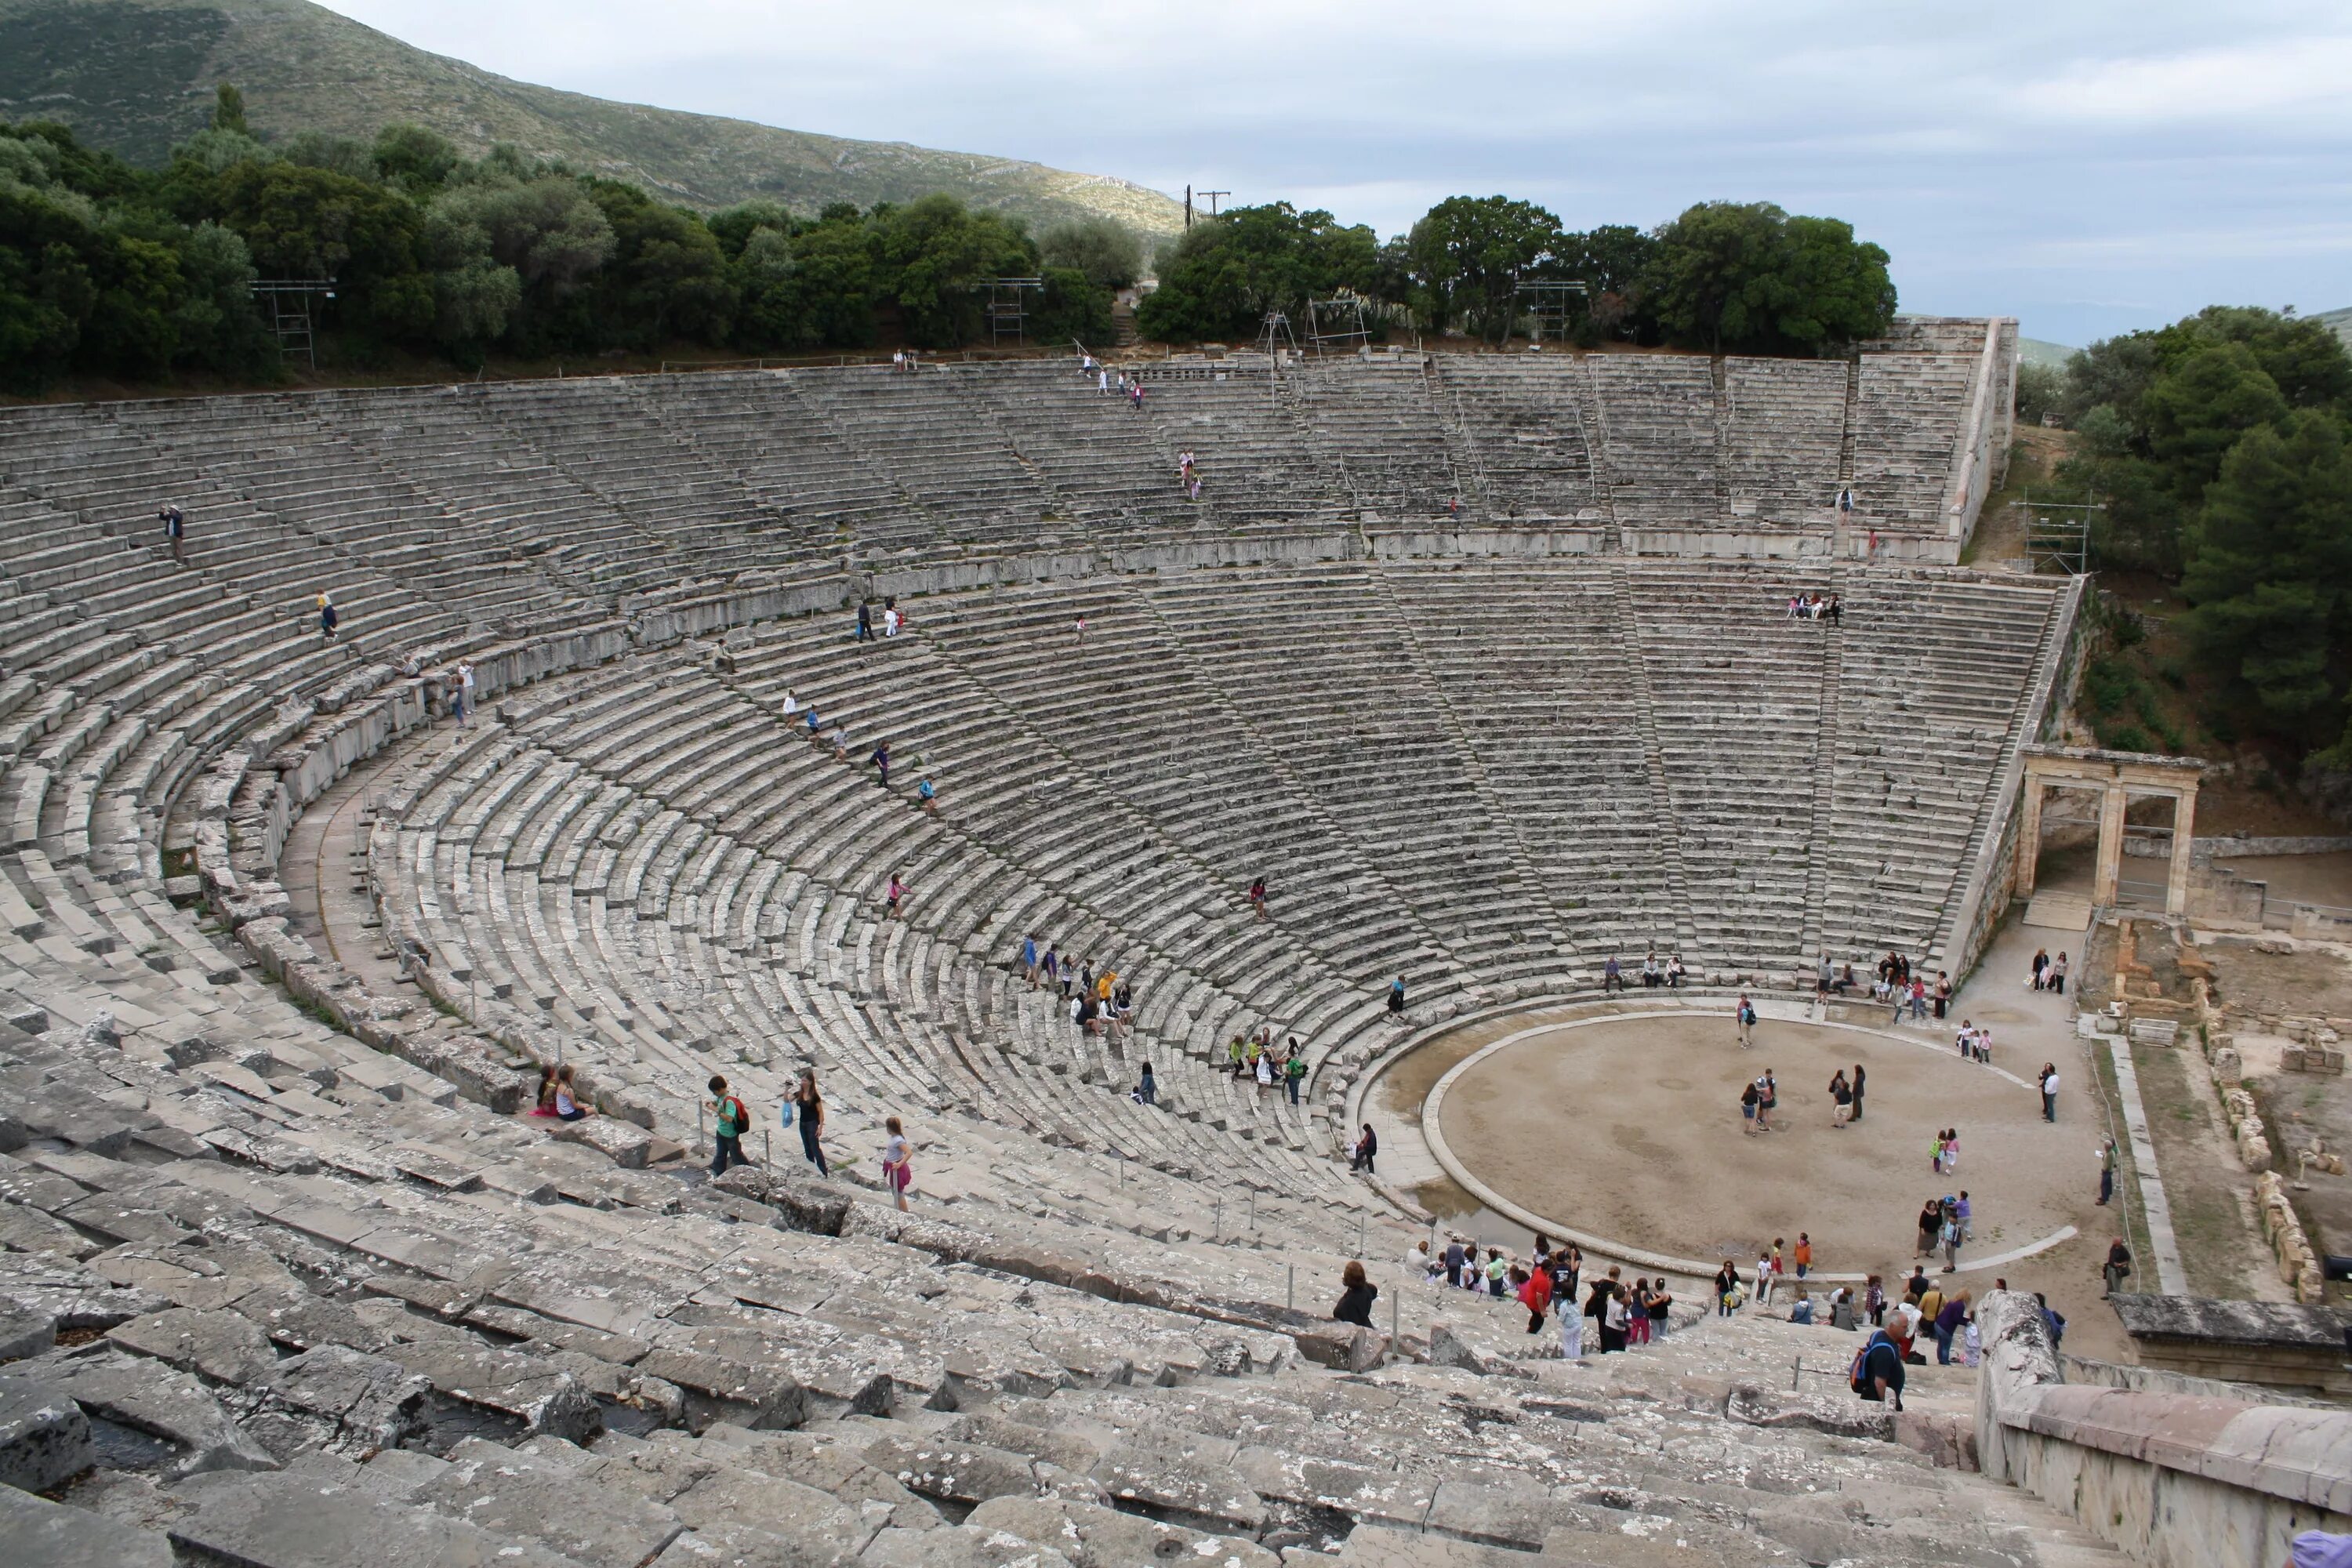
[0,0,1185,237]
[2317,306,2352,353]
[2018,336,2076,369]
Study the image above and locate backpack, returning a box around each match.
[1849,1341,1875,1395]
[716,1095,747,1138]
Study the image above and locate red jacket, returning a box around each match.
[1518,1269,1552,1312]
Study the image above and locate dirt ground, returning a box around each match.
[1436,1014,2081,1283]
[2211,852,2352,913]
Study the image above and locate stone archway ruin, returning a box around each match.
[2015,746,2205,915]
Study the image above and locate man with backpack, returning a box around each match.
[1852,1325,1906,1411]
[708,1075,750,1177]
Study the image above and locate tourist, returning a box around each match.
[855,599,874,641]
[1284,1042,1305,1105]
[1642,952,1662,988]
[870,739,891,789]
[1826,594,1842,627]
[1600,1283,1630,1354]
[1443,1235,1468,1289]
[160,503,186,563]
[791,1069,826,1174]
[1933,1288,1971,1363]
[1933,971,1951,1019]
[1932,1127,1949,1176]
[1074,614,1088,644]
[1955,1019,1975,1059]
[1388,975,1407,1018]
[1039,945,1059,993]
[2049,952,2068,994]
[2103,1237,2133,1298]
[1955,1189,1973,1241]
[2098,1137,2118,1205]
[782,688,800,722]
[916,775,937,813]
[883,597,902,637]
[528,1065,559,1116]
[1714,1260,1740,1317]
[1627,1279,1651,1345]
[1740,1078,1760,1135]
[707,1075,750,1178]
[1940,1202,1962,1272]
[1852,1323,1906,1411]
[829,724,849,761]
[1248,876,1269,920]
[1916,1200,1943,1258]
[1486,1247,1509,1298]
[1351,1123,1377,1174]
[1667,954,1686,988]
[1849,1062,1866,1123]
[457,660,476,728]
[805,706,822,742]
[1407,1238,1436,1280]
[880,1116,913,1210]
[318,590,338,641]
[1135,1062,1156,1106]
[1603,955,1624,993]
[1021,934,1039,985]
[1559,1277,1585,1359]
[1828,1068,1853,1127]
[1945,1131,1962,1175]
[1794,1232,1813,1279]
[1647,1278,1672,1340]
[1735,993,1756,1048]
[1830,960,1854,995]
[552,1064,589,1121]
[1756,1069,1777,1131]
[1756,1246,1777,1307]
[1334,1260,1377,1329]
[1788,1288,1814,1325]
[885,873,906,920]
[1909,975,1929,1020]
[1837,485,1855,519]
[1519,1254,1552,1334]
[1864,1274,1886,1327]
[2031,947,2049,989]
[2038,1292,2067,1347]
[1254,1051,1274,1097]
[1817,953,1833,996]
[2039,1062,2060,1122]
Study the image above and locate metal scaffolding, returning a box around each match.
[1506,279,1588,346]
[980,278,1044,345]
[2020,492,2102,576]
[1305,294,1373,356]
[249,279,337,368]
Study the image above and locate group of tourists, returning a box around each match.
[1018,935,1137,1039]
[778,687,939,815]
[1785,592,1842,624]
[1395,1236,1670,1359]
[1178,449,1203,501]
[1914,1192,1972,1271]
[1219,1026,1308,1102]
[2027,947,2070,993]
[852,595,908,641]
[1602,953,1686,991]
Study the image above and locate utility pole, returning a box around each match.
[1201,191,1230,219]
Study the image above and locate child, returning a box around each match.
[1932,1129,1947,1175]
[1962,1313,1982,1368]
[1793,1232,1813,1279]
[1944,1130,1961,1174]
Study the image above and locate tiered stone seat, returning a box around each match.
[1723,358,1848,527]
[1427,358,1604,521]
[1133,358,1350,528]
[1850,350,1978,533]
[1285,358,1461,519]
[1585,354,1720,524]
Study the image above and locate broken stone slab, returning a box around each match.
[689,1423,938,1520]
[220,1343,434,1461]
[550,1114,657,1169]
[4,1350,277,1479]
[0,1478,173,1567]
[635,1347,807,1434]
[1426,1323,1489,1375]
[416,1442,686,1568]
[858,1523,1076,1568]
[106,1306,278,1386]
[968,1494,1281,1568]
[1090,1444,1265,1537]
[0,1301,57,1363]
[162,1468,593,1568]
[664,1461,875,1554]
[863,1432,1061,1510]
[0,1377,96,1491]
[1724,1383,1893,1440]
[376,1337,602,1445]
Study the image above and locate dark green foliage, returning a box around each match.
[1642,201,1895,354]
[1136,202,1378,343]
[2015,361,2062,426]
[1038,217,1142,292]
[1403,194,1563,340]
[2060,305,2352,771]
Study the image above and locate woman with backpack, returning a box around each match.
[707,1076,750,1178]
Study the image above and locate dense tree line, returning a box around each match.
[2,88,1122,391]
[2050,307,2352,771]
[1138,194,1896,355]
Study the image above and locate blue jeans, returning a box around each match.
[1286,1078,1298,1105]
[797,1119,827,1174]
[711,1134,742,1178]
[1935,1325,1954,1365]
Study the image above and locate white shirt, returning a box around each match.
[2045,1071,2060,1094]
[782,691,799,716]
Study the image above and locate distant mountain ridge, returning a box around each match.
[2316,307,2352,353]
[0,0,1185,237]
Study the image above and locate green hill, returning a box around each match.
[0,0,1185,237]
[2018,336,2077,370]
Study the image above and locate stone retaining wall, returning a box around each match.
[1975,1290,2352,1568]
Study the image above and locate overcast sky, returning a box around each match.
[319,0,2351,347]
